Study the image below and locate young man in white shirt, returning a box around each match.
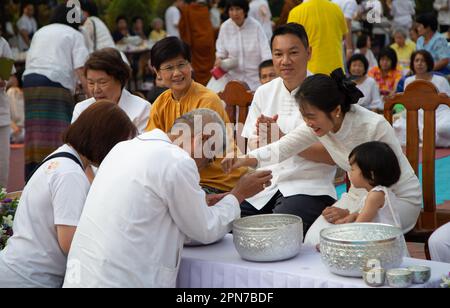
[165,0,185,38]
[63,109,272,288]
[241,23,337,234]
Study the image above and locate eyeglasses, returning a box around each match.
[159,61,189,73]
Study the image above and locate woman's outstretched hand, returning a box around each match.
[221,155,258,174]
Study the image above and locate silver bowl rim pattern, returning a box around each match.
[233,214,303,232]
[320,223,403,245]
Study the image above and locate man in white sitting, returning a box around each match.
[429,223,450,263]
[63,109,272,288]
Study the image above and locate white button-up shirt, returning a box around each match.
[63,129,240,288]
[72,89,151,133]
[216,17,272,91]
[242,77,337,210]
[16,15,37,51]
[23,24,89,93]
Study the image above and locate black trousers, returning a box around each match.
[240,191,336,235]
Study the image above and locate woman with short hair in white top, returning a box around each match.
[223,68,422,236]
[0,101,137,288]
[214,0,272,91]
[72,48,151,133]
[347,53,382,111]
[394,49,450,147]
[23,4,90,180]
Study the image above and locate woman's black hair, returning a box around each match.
[349,141,401,187]
[80,0,98,17]
[356,33,368,49]
[271,23,309,50]
[225,0,249,17]
[377,47,398,71]
[416,13,438,32]
[296,68,364,115]
[410,50,435,74]
[116,15,128,24]
[151,37,191,70]
[347,53,369,76]
[49,3,81,30]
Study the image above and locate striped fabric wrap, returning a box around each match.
[24,84,75,179]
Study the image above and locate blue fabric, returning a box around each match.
[416,33,450,71]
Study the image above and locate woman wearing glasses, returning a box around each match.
[71,48,151,133]
[145,36,247,195]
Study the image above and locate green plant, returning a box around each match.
[0,188,19,251]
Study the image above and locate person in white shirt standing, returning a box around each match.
[16,2,38,51]
[22,4,89,180]
[214,0,272,91]
[332,0,358,61]
[241,23,337,234]
[63,109,272,288]
[0,101,137,288]
[434,0,450,34]
[165,0,185,38]
[249,0,273,41]
[0,37,15,188]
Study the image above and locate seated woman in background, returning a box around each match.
[0,101,137,288]
[368,47,403,98]
[394,50,450,147]
[348,54,382,111]
[390,28,416,75]
[355,33,377,70]
[72,48,151,133]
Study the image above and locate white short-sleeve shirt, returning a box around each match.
[165,6,181,38]
[0,144,90,288]
[332,0,358,19]
[23,24,89,93]
[242,77,337,209]
[71,89,151,133]
[215,17,272,91]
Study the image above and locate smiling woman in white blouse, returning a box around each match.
[223,69,422,238]
[71,48,151,133]
[214,0,272,91]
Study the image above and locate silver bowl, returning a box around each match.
[232,214,303,262]
[320,223,406,277]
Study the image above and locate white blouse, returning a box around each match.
[23,24,89,93]
[355,76,382,110]
[72,89,151,133]
[250,104,422,230]
[216,17,272,91]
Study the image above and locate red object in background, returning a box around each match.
[210,66,227,80]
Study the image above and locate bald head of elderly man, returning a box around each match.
[63,109,272,288]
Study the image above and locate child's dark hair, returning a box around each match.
[295,68,364,116]
[349,141,401,187]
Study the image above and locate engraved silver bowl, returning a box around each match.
[320,223,406,277]
[233,214,303,262]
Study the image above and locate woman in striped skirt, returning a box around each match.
[22,4,89,179]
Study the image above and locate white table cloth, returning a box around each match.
[177,235,450,288]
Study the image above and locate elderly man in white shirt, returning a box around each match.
[63,109,272,288]
[215,0,272,91]
[0,37,15,188]
[241,23,337,234]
